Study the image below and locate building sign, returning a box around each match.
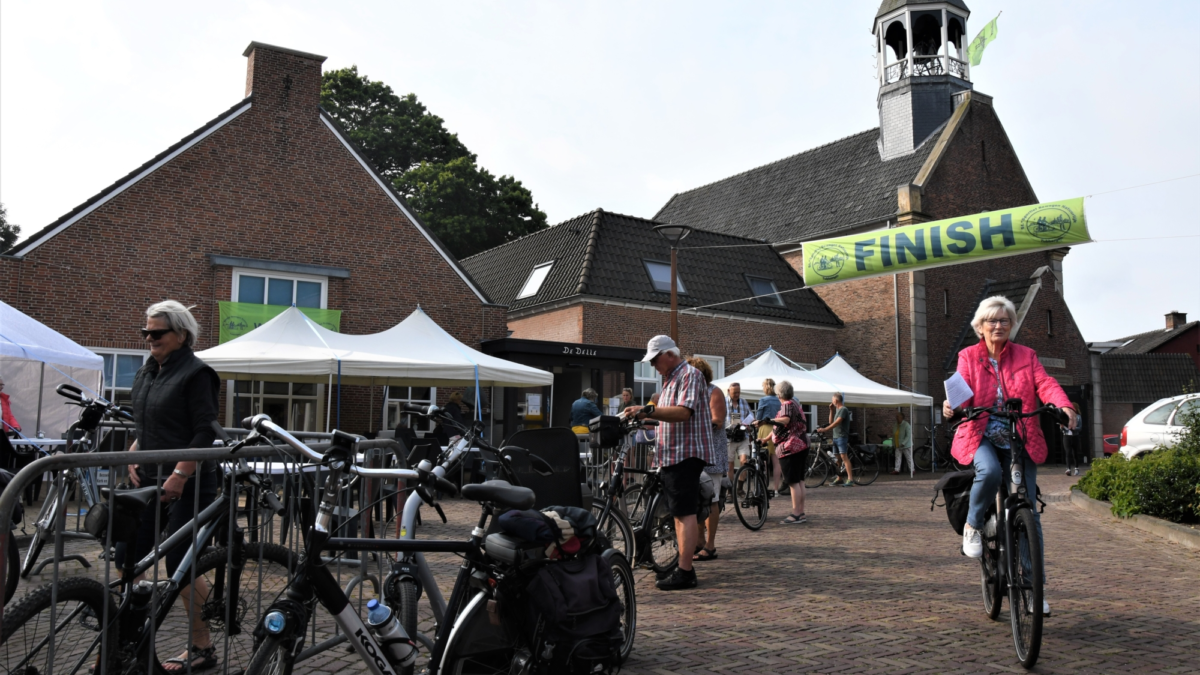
[218,301,342,343]
[802,198,1091,286]
[1039,357,1067,369]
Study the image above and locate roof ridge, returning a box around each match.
[459,212,593,262]
[575,210,604,295]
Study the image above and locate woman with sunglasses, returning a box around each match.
[124,300,223,673]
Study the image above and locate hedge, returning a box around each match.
[1077,409,1200,524]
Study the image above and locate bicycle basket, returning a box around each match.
[930,469,975,535]
[588,415,623,449]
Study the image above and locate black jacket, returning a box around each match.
[130,345,220,477]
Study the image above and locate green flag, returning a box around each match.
[967,14,999,67]
[218,302,342,343]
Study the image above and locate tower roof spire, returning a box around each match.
[876,0,970,21]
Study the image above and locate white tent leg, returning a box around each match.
[326,372,333,433]
[35,362,45,435]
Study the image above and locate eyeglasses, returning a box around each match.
[984,319,1012,327]
[141,328,174,340]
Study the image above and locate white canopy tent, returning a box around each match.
[0,300,104,440]
[811,355,934,408]
[712,349,933,408]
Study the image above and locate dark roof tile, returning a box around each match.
[1106,321,1199,355]
[1099,353,1200,404]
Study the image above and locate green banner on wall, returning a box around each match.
[218,302,342,343]
[802,198,1091,287]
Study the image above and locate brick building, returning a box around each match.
[655,0,1096,455]
[0,42,506,435]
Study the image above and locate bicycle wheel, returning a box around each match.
[153,542,296,675]
[389,579,419,675]
[732,466,769,531]
[980,534,1003,620]
[1,576,119,675]
[852,449,880,486]
[804,452,829,489]
[623,484,644,523]
[602,549,637,664]
[592,498,635,562]
[20,487,55,578]
[646,496,678,575]
[245,633,296,675]
[1008,507,1044,668]
[5,528,17,605]
[913,443,933,472]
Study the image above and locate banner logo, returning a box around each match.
[1020,204,1077,243]
[809,244,850,281]
[222,316,249,335]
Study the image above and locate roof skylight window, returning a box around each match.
[516,261,554,300]
[746,275,785,307]
[643,260,686,294]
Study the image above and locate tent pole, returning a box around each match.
[35,362,45,436]
[326,373,333,433]
[369,382,375,435]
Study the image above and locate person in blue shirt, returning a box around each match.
[753,379,785,495]
[570,388,603,431]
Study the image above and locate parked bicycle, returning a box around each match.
[0,421,294,675]
[731,424,771,530]
[804,432,880,487]
[951,400,1067,669]
[913,423,966,472]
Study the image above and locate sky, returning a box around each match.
[2,0,1197,342]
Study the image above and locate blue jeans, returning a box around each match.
[832,437,850,455]
[968,439,1045,584]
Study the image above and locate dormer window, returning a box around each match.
[643,260,686,294]
[516,261,554,299]
[746,275,785,307]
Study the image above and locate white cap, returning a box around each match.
[642,335,678,362]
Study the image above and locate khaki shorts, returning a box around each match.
[728,438,752,461]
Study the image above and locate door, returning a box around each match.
[1164,398,1199,448]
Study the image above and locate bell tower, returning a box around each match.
[874,0,973,160]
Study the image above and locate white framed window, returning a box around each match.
[93,349,148,406]
[744,276,785,307]
[516,262,554,300]
[385,387,438,434]
[642,260,686,294]
[233,268,328,309]
[633,361,661,405]
[232,381,320,432]
[693,354,725,380]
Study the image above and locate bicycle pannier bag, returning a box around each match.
[84,500,144,543]
[588,415,622,449]
[525,552,623,673]
[725,425,746,443]
[930,469,975,535]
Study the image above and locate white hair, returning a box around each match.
[776,380,794,400]
[146,300,200,348]
[971,296,1018,338]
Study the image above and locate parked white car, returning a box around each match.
[1119,393,1200,459]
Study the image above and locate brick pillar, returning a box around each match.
[896,184,931,446]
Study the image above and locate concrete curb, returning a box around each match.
[1070,489,1200,551]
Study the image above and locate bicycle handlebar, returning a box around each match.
[247,414,423,483]
[950,402,1069,432]
[56,383,84,402]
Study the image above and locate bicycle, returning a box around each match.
[18,384,124,579]
[951,400,1068,669]
[0,422,295,675]
[242,414,636,675]
[913,423,966,472]
[731,424,771,530]
[804,432,879,486]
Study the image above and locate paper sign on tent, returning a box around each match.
[944,372,974,410]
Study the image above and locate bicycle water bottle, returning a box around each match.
[366,598,417,668]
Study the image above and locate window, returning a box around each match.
[385,387,437,434]
[1143,401,1177,425]
[95,349,148,406]
[1170,399,1199,426]
[232,381,319,432]
[633,361,661,405]
[516,262,554,300]
[745,276,785,307]
[642,260,686,294]
[693,354,725,380]
[234,270,326,308]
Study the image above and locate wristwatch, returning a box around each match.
[172,469,191,479]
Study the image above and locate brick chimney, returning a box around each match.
[1166,311,1188,331]
[242,42,326,111]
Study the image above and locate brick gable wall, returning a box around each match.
[3,44,507,435]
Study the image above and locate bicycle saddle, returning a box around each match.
[461,480,535,511]
[100,486,160,511]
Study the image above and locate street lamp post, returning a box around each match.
[652,223,693,344]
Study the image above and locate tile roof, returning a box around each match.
[1099,353,1200,404]
[877,0,970,19]
[1106,321,1199,355]
[461,209,843,328]
[652,128,936,245]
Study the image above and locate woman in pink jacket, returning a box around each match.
[942,296,1077,615]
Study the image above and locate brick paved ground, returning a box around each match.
[6,467,1198,674]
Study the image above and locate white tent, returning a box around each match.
[0,300,104,439]
[195,306,553,388]
[811,354,934,408]
[711,350,835,403]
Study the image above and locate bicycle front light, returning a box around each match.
[263,610,287,634]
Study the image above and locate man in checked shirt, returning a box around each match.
[624,335,717,591]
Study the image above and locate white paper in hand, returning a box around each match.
[944,372,974,410]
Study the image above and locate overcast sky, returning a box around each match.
[2,0,1197,341]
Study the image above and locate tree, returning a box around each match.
[321,67,548,259]
[0,202,20,253]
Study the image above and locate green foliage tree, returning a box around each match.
[321,67,547,259]
[0,202,20,253]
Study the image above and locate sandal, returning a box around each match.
[693,547,718,561]
[781,514,807,524]
[162,644,218,674]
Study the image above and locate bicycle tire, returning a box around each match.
[153,542,296,675]
[1,576,119,674]
[732,466,769,531]
[602,549,637,664]
[913,443,933,472]
[592,498,635,562]
[244,633,296,675]
[391,579,419,675]
[646,495,678,575]
[852,448,880,486]
[20,490,54,578]
[980,535,1003,620]
[1009,507,1043,668]
[5,528,18,605]
[804,451,829,489]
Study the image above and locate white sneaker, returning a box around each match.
[1043,600,1051,617]
[962,523,983,558]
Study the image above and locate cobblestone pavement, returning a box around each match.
[6,468,1198,674]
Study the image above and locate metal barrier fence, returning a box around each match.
[580,442,656,490]
[1,439,413,675]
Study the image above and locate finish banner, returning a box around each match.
[802,198,1090,287]
[218,302,342,343]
